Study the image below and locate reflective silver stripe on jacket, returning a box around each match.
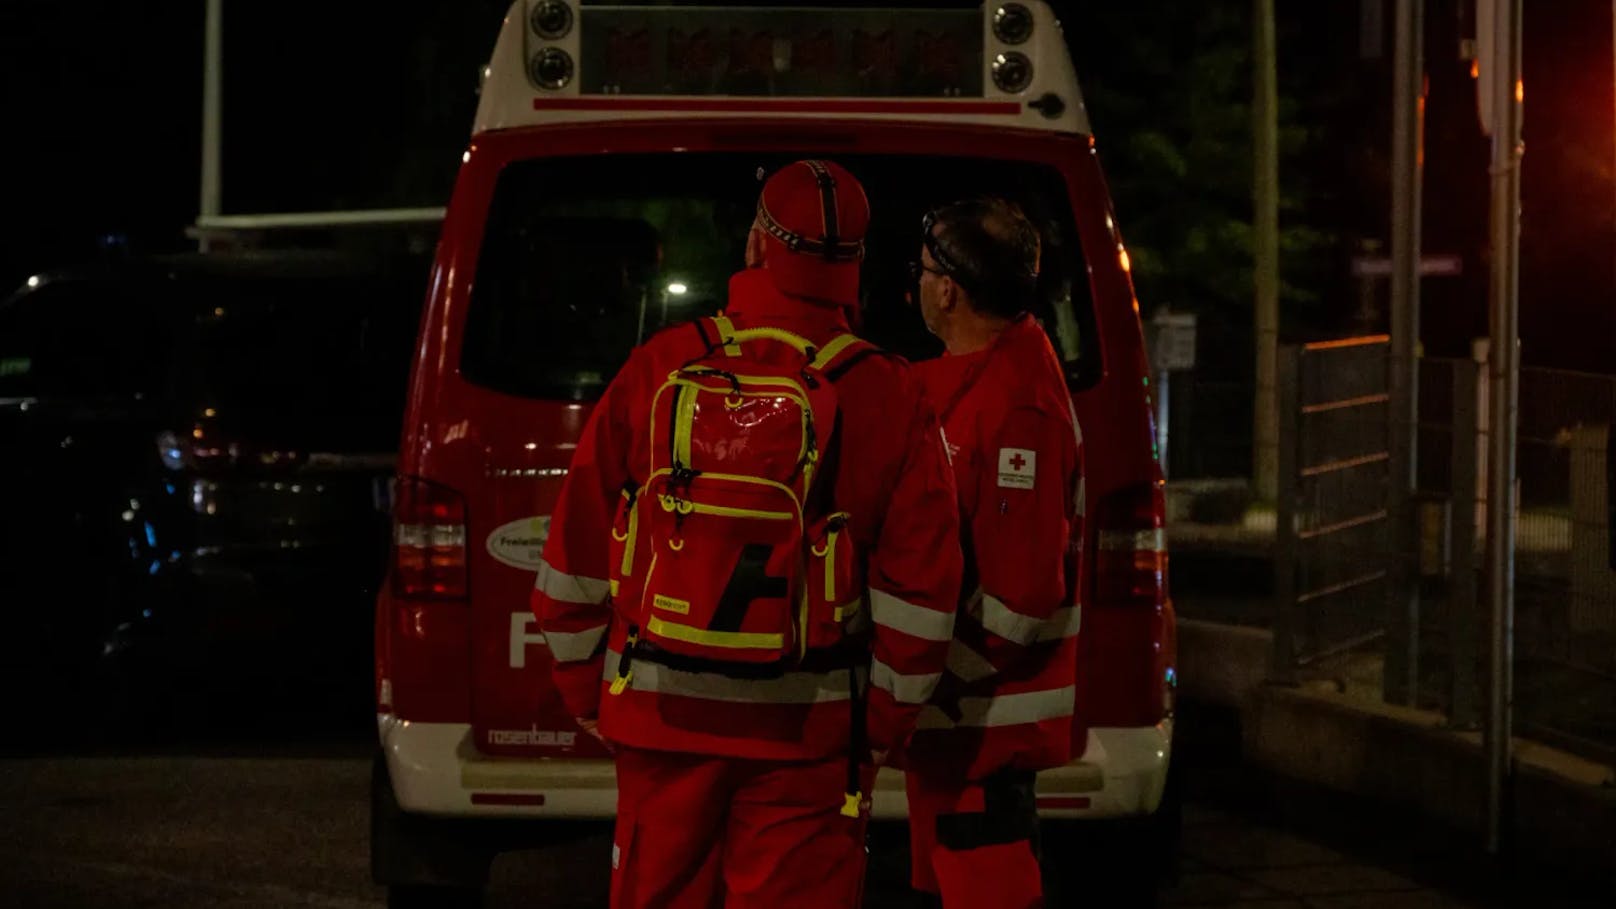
[535,559,611,604]
[870,658,942,705]
[915,685,1078,730]
[978,593,1082,645]
[870,588,956,642]
[543,623,609,662]
[602,650,863,704]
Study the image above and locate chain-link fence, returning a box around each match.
[1405,358,1614,760]
[1510,368,1616,760]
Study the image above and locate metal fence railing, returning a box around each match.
[1273,337,1393,673]
[1167,334,1616,762]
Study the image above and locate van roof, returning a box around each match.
[472,2,1091,136]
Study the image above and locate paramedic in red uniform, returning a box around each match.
[533,160,963,909]
[902,198,1085,909]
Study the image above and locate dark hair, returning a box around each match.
[924,197,1040,319]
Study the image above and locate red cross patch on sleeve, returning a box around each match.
[996,447,1036,489]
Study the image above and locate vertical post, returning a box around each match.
[1450,359,1481,727]
[1271,346,1300,682]
[200,0,224,251]
[1483,0,1524,858]
[1156,367,1171,480]
[1385,0,1425,706]
[1253,0,1281,503]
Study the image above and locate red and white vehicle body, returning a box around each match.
[373,0,1174,894]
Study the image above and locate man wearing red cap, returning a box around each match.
[900,198,1086,909]
[535,160,962,909]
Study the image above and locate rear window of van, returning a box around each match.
[459,153,1101,401]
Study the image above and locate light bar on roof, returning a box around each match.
[562,6,985,98]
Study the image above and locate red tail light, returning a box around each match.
[1093,480,1168,608]
[392,476,469,600]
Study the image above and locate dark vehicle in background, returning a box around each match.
[0,252,425,735]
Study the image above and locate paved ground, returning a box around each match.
[3,744,1604,909]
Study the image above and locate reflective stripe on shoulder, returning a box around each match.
[915,685,1077,730]
[535,560,612,604]
[870,658,942,705]
[543,623,609,662]
[602,649,862,704]
[870,589,955,642]
[979,594,1081,645]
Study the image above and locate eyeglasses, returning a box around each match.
[908,259,947,283]
[919,209,967,282]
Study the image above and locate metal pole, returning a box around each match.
[200,0,224,252]
[1156,366,1171,480]
[1271,346,1300,684]
[1483,0,1523,858]
[1385,0,1425,706]
[1253,0,1281,503]
[1449,358,1480,728]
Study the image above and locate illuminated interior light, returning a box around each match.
[1118,247,1132,273]
[667,282,689,295]
[26,275,41,288]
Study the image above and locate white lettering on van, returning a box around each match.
[510,612,547,669]
[487,726,578,748]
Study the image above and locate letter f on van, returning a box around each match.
[510,612,547,669]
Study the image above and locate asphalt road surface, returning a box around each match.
[3,742,1606,909]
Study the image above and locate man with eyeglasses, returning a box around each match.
[897,197,1086,909]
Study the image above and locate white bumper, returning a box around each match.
[380,715,1172,821]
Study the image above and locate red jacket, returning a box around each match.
[534,269,963,761]
[901,315,1085,780]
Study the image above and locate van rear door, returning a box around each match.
[445,137,1108,759]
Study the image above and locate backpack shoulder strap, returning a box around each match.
[706,316,743,357]
[811,333,884,382]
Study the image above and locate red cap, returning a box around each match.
[756,160,869,308]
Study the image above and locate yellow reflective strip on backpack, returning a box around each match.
[670,375,812,413]
[687,501,794,521]
[728,326,814,353]
[673,382,699,465]
[646,615,785,651]
[710,316,742,357]
[825,527,839,602]
[660,379,815,466]
[618,488,641,579]
[809,333,864,370]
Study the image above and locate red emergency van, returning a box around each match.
[372,2,1176,904]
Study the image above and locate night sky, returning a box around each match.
[2,0,1612,371]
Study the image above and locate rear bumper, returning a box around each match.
[379,714,1172,821]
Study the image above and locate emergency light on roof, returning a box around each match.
[473,2,1090,135]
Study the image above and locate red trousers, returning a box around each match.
[906,770,1044,909]
[611,746,870,909]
